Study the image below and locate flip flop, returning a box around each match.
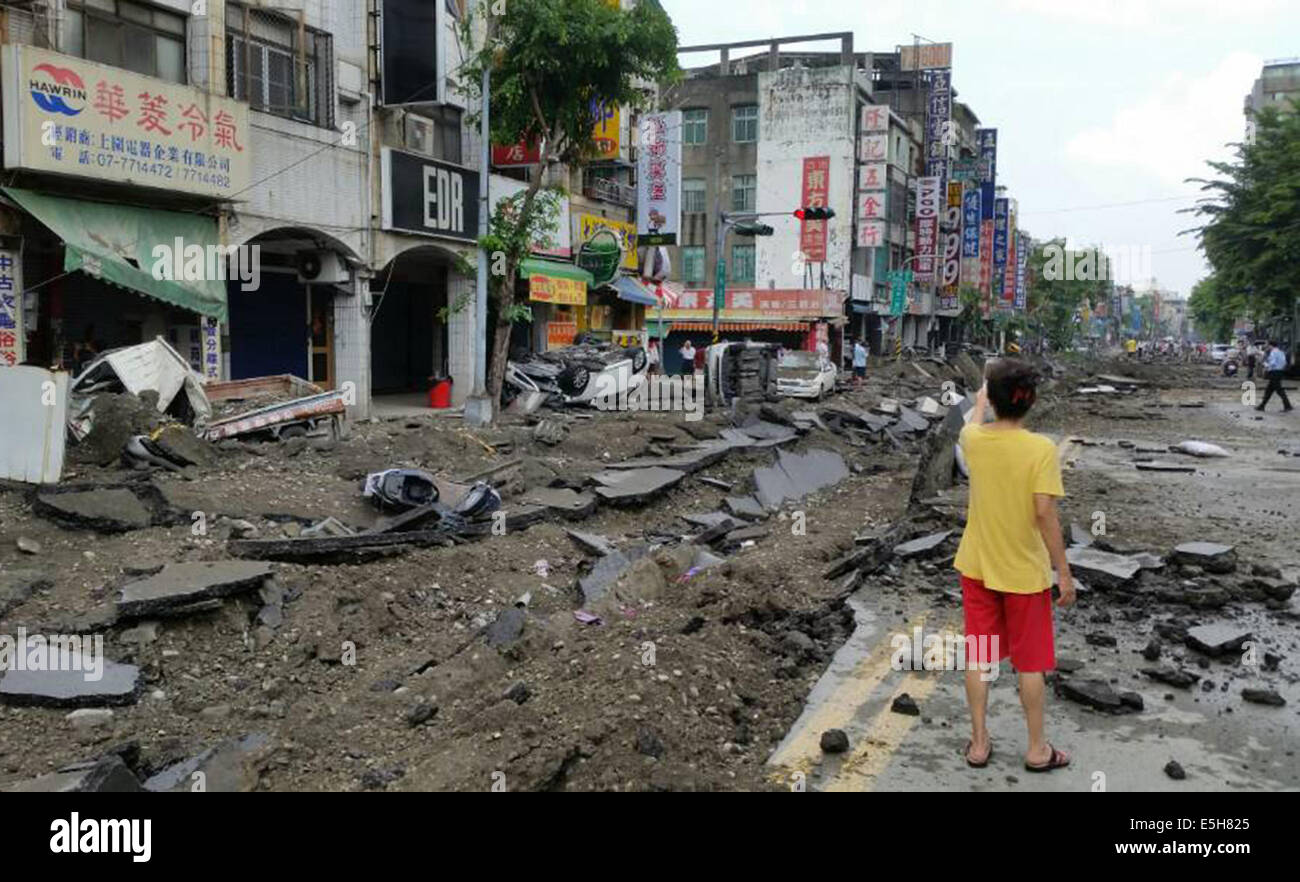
[1024,743,1070,773]
[964,739,993,768]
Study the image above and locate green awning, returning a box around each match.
[520,257,594,285]
[3,186,227,321]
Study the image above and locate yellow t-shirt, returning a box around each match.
[1125,339,1137,353]
[954,423,1065,593]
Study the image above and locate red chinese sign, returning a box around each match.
[491,139,542,167]
[800,156,830,262]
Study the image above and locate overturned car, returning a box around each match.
[503,339,648,410]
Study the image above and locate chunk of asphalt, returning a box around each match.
[485,607,527,648]
[1065,547,1142,588]
[820,729,849,754]
[1070,523,1094,547]
[753,448,849,510]
[0,569,52,617]
[0,655,142,707]
[1164,760,1187,781]
[892,530,953,559]
[1141,640,1162,662]
[34,488,153,533]
[1056,678,1124,712]
[1241,688,1285,707]
[681,511,735,530]
[723,495,767,521]
[116,561,274,619]
[1141,666,1200,689]
[3,754,143,793]
[143,734,272,792]
[1184,624,1252,656]
[579,549,643,607]
[890,693,920,716]
[519,487,597,518]
[566,529,616,557]
[589,467,686,505]
[1170,542,1238,574]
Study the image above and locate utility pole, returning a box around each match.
[464,14,493,427]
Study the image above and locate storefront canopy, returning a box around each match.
[1,187,227,321]
[520,257,593,285]
[609,275,658,307]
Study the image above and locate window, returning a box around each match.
[228,3,334,127]
[683,108,708,144]
[731,174,756,212]
[732,104,757,142]
[681,246,706,284]
[64,1,186,84]
[682,178,707,213]
[732,245,755,284]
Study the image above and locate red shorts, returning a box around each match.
[960,575,1055,673]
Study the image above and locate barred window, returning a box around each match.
[682,178,707,213]
[732,244,755,284]
[683,108,708,144]
[227,3,334,128]
[64,1,186,84]
[681,246,706,284]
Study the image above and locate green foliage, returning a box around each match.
[458,0,681,166]
[1187,97,1300,322]
[1188,273,1241,341]
[480,187,562,308]
[1025,237,1113,349]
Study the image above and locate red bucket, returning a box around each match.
[428,378,452,409]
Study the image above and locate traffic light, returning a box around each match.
[734,222,774,237]
[794,207,835,221]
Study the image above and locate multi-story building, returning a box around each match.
[1245,57,1300,142]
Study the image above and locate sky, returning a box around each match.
[659,0,1299,297]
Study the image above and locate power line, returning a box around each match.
[1020,195,1200,216]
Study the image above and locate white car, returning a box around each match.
[1208,343,1234,363]
[775,350,837,400]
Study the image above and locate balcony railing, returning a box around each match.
[582,172,636,208]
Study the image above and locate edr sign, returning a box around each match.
[380,147,479,242]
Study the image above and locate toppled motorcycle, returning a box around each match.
[503,341,648,410]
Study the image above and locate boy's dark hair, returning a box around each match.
[986,358,1040,420]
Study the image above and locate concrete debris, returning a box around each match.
[753,448,849,510]
[681,511,736,530]
[66,708,115,730]
[1164,760,1187,780]
[890,693,920,716]
[1141,667,1200,689]
[566,529,616,557]
[16,536,42,555]
[697,476,733,490]
[723,495,767,521]
[0,654,142,707]
[1184,624,1251,656]
[1056,678,1133,713]
[532,419,568,446]
[486,607,527,648]
[520,486,598,518]
[1065,547,1142,588]
[1170,542,1237,574]
[117,561,274,619]
[1134,461,1197,473]
[34,487,154,533]
[578,547,648,608]
[301,516,355,539]
[1070,523,1094,547]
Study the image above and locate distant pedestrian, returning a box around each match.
[678,339,696,376]
[1246,341,1260,380]
[646,338,661,375]
[852,339,867,385]
[1255,341,1293,413]
[955,359,1073,773]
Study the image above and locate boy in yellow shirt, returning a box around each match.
[954,359,1075,772]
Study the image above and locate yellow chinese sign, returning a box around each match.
[1,45,250,199]
[591,100,620,160]
[529,274,587,306]
[576,212,637,270]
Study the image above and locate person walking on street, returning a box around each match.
[852,339,868,386]
[678,339,696,377]
[646,338,661,376]
[1246,340,1260,380]
[1255,341,1293,412]
[955,359,1075,772]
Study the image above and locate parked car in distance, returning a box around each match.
[1209,343,1234,363]
[775,350,837,400]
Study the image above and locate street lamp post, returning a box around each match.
[710,208,822,340]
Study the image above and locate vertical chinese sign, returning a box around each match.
[637,110,681,247]
[591,99,620,161]
[800,156,830,262]
[1001,199,1018,308]
[1014,231,1029,311]
[856,104,889,290]
[992,197,1010,308]
[3,45,250,199]
[201,315,222,381]
[0,238,22,366]
[914,176,941,286]
[925,68,952,183]
[960,185,981,293]
[939,180,962,310]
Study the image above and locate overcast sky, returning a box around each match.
[659,0,1297,297]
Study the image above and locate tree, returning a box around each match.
[1186,98,1300,326]
[1188,273,1242,342]
[457,0,680,417]
[1023,237,1112,350]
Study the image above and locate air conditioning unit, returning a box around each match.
[404,114,435,156]
[296,251,350,285]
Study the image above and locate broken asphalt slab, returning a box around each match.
[3,754,143,793]
[579,546,649,607]
[1065,546,1142,588]
[1,569,52,618]
[590,467,686,505]
[892,530,953,559]
[116,561,274,618]
[1184,624,1252,656]
[1170,542,1237,574]
[143,733,272,792]
[33,485,161,533]
[520,486,598,518]
[0,655,142,707]
[566,529,617,557]
[753,448,849,510]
